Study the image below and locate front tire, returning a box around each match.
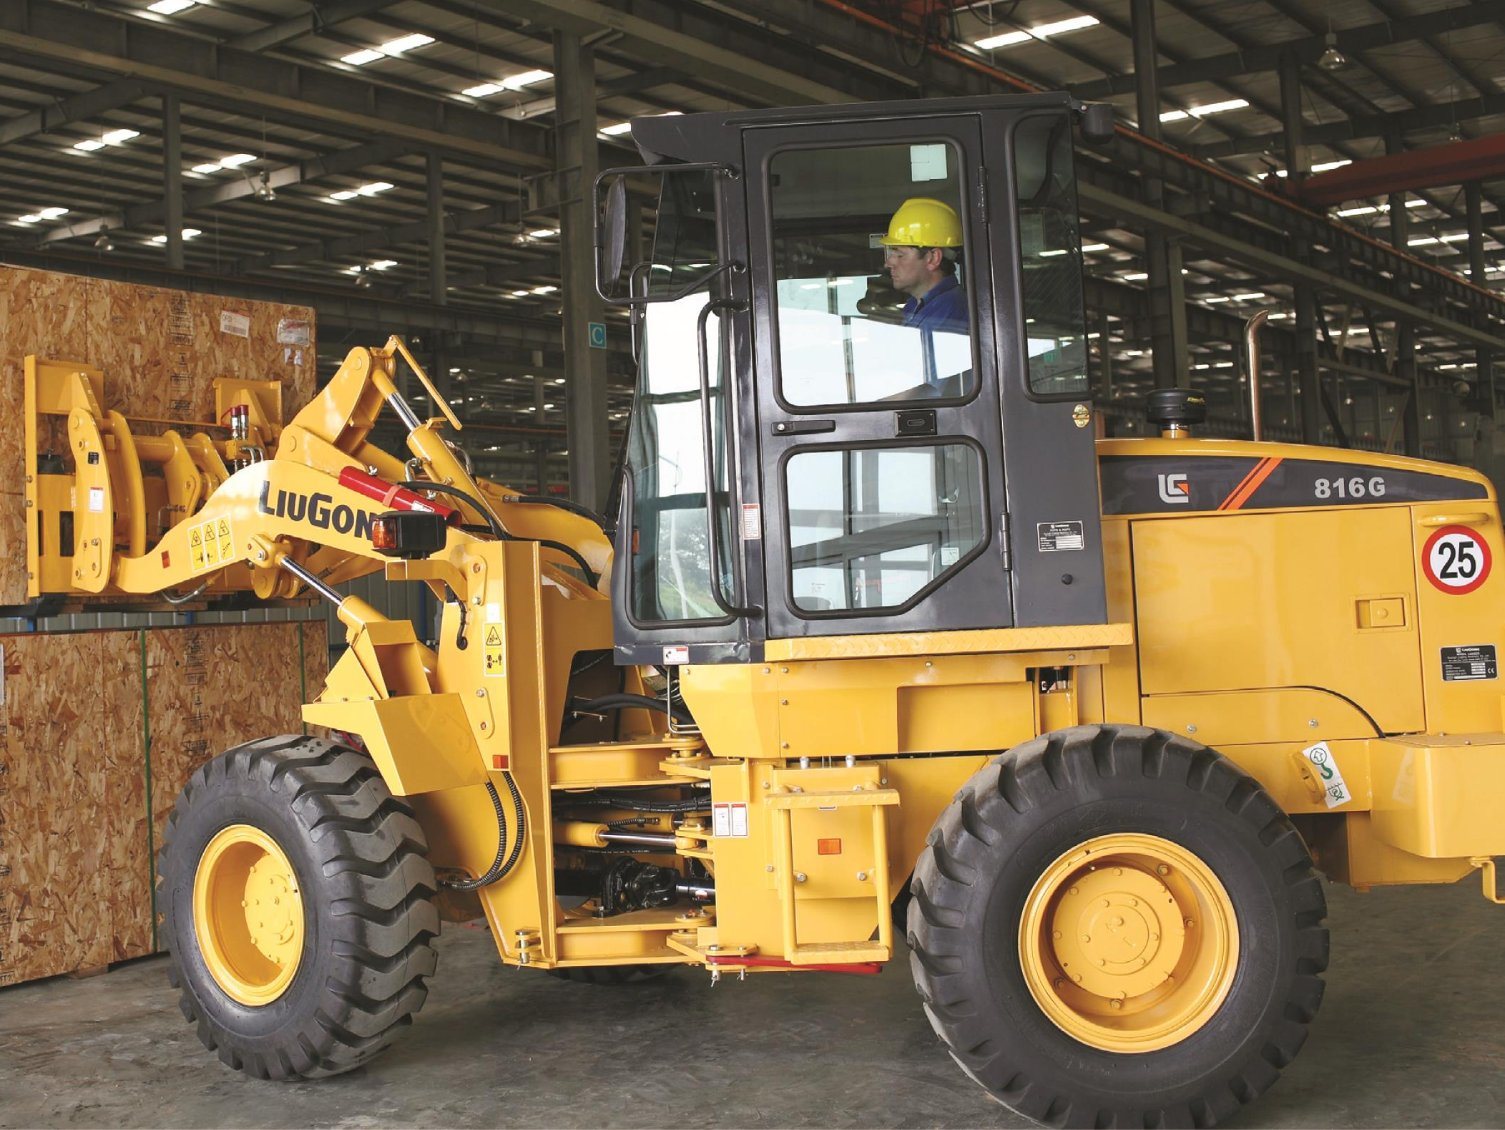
[908,725,1328,1128]
[158,736,439,1079]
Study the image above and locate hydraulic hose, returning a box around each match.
[503,493,608,532]
[397,480,599,587]
[438,772,527,891]
[571,692,693,723]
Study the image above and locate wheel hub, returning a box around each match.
[1019,833,1238,1053]
[1051,866,1185,999]
[193,824,304,1007]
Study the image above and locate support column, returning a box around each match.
[1131,0,1187,387]
[1278,51,1309,183]
[554,30,611,512]
[1295,284,1322,442]
[426,152,452,415]
[1385,133,1420,456]
[534,375,549,493]
[1466,180,1496,419]
[163,94,184,271]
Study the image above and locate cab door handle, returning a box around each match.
[771,419,836,436]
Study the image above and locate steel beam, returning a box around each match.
[0,1,554,169]
[163,93,183,271]
[1080,181,1505,354]
[554,29,611,513]
[28,138,414,248]
[501,0,867,107]
[234,0,410,54]
[0,78,147,148]
[1072,1,1505,100]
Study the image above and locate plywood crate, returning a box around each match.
[0,267,318,606]
[0,618,329,985]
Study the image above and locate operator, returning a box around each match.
[880,197,969,335]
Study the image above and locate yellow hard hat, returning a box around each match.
[880,197,962,248]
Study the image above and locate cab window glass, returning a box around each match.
[627,170,734,623]
[786,443,985,612]
[769,142,975,407]
[1014,115,1089,398]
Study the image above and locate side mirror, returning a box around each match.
[597,176,629,295]
[1079,103,1116,146]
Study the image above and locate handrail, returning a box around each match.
[695,298,760,619]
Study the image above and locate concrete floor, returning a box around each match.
[1,882,1503,1129]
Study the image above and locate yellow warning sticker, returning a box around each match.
[483,624,506,678]
[190,517,235,574]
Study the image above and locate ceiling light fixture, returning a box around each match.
[253,170,276,202]
[147,0,197,13]
[94,228,114,252]
[1317,29,1348,72]
[354,266,373,289]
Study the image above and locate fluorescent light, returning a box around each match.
[511,289,531,297]
[370,259,397,270]
[72,138,106,152]
[16,214,39,224]
[529,228,559,238]
[1121,272,1148,281]
[1039,249,1067,258]
[1233,292,1265,300]
[379,33,435,54]
[37,207,68,219]
[358,181,394,195]
[600,121,633,136]
[192,161,223,175]
[975,30,1031,48]
[147,0,196,12]
[1441,232,1470,243]
[1161,99,1248,123]
[1204,295,1230,303]
[531,285,558,294]
[341,48,385,66]
[1409,236,1439,247]
[503,69,553,90]
[102,128,140,145]
[977,14,1098,49]
[1337,204,1378,217]
[463,82,504,97]
[1081,243,1109,252]
[150,229,202,243]
[1262,158,1352,179]
[219,153,256,167]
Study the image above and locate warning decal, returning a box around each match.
[1300,741,1352,809]
[1422,525,1492,595]
[712,802,750,838]
[1441,644,1498,682]
[483,625,506,677]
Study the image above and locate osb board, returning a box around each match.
[0,266,317,604]
[100,631,151,965]
[0,631,145,986]
[146,622,309,903]
[301,619,330,694]
[0,486,23,614]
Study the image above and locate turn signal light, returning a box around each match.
[370,510,448,559]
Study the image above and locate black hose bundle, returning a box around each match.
[438,773,527,891]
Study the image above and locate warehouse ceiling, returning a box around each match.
[1,0,1504,468]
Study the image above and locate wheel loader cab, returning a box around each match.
[602,95,1111,665]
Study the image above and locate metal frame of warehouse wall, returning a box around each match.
[3,1,1504,637]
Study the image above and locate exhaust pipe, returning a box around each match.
[1243,310,1269,441]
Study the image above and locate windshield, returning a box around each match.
[623,170,737,624]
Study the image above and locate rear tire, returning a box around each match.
[158,735,439,1079]
[908,724,1327,1128]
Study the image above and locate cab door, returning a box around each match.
[744,117,1012,640]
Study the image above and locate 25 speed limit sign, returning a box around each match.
[1422,525,1492,594]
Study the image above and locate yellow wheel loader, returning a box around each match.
[23,94,1505,1127]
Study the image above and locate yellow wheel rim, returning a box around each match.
[192,824,304,1007]
[1019,833,1238,1053]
